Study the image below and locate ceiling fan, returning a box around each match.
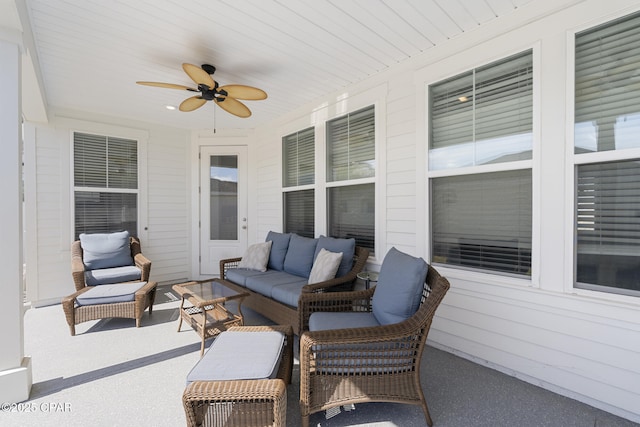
[137,63,267,118]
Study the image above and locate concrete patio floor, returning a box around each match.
[5,284,638,427]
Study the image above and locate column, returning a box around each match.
[0,39,32,403]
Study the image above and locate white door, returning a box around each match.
[200,146,248,276]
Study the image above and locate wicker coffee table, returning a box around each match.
[173,279,249,355]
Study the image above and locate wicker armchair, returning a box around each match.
[63,233,155,336]
[71,235,151,291]
[298,262,450,427]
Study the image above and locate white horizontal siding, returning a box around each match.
[253,129,283,240]
[145,127,190,284]
[26,117,192,304]
[244,2,640,422]
[430,280,640,418]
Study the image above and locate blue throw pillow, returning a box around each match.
[266,231,291,271]
[371,247,428,325]
[314,236,356,278]
[80,231,134,271]
[283,234,318,278]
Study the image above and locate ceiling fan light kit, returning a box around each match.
[136,63,267,118]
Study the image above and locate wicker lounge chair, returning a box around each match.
[298,251,450,427]
[71,232,151,291]
[63,232,155,335]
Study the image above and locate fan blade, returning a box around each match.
[136,81,195,91]
[219,85,267,100]
[182,63,216,89]
[215,96,251,118]
[179,96,207,112]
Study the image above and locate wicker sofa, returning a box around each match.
[219,231,369,335]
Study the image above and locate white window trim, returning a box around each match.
[418,43,541,288]
[278,87,385,261]
[65,119,149,243]
[564,10,640,303]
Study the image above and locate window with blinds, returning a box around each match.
[326,106,375,181]
[428,50,533,276]
[326,105,375,252]
[574,11,640,296]
[73,132,138,239]
[431,171,532,275]
[282,127,315,236]
[575,160,640,295]
[575,12,640,153]
[429,50,533,170]
[283,127,315,187]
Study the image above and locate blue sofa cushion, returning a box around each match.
[76,281,147,306]
[283,234,318,278]
[266,231,291,271]
[245,271,307,297]
[309,312,380,331]
[80,231,133,270]
[186,331,284,384]
[314,236,356,278]
[371,247,428,325]
[271,281,309,307]
[225,268,265,287]
[84,265,142,286]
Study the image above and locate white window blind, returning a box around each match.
[575,12,640,153]
[326,106,375,181]
[574,12,640,296]
[431,170,532,275]
[73,132,138,238]
[282,127,315,236]
[327,184,375,251]
[284,190,314,238]
[429,50,533,170]
[283,127,315,187]
[576,160,640,295]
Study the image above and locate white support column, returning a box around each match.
[0,39,32,403]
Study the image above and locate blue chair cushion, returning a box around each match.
[266,231,291,271]
[309,312,380,331]
[76,281,147,306]
[186,331,284,384]
[80,231,133,270]
[283,234,318,278]
[314,236,356,278]
[84,265,142,286]
[371,247,428,325]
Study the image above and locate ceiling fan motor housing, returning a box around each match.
[201,64,216,75]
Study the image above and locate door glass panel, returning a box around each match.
[210,155,238,240]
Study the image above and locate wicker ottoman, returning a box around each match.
[62,281,157,336]
[182,325,293,427]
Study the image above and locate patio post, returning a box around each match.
[0,38,32,404]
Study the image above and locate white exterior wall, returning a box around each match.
[245,0,640,421]
[20,0,640,421]
[25,111,191,305]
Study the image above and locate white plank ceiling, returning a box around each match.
[22,0,533,130]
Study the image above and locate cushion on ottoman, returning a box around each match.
[186,331,284,384]
[76,281,147,306]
